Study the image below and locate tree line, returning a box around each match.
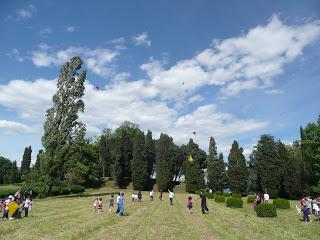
[0,57,319,199]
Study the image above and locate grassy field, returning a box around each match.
[1,185,319,240]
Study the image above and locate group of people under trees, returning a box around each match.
[90,189,210,217]
[0,189,32,220]
[300,196,320,223]
[252,192,270,211]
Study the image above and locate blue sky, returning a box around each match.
[0,0,320,164]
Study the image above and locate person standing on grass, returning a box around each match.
[263,192,269,203]
[200,191,209,214]
[109,194,114,214]
[97,198,104,213]
[187,196,193,214]
[131,192,135,202]
[118,192,125,216]
[116,192,121,214]
[150,190,154,201]
[168,189,174,205]
[93,198,98,212]
[23,197,31,218]
[159,189,163,201]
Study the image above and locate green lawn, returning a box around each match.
[0,186,319,240]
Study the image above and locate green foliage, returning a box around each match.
[0,185,20,198]
[223,192,230,197]
[60,187,71,195]
[215,195,225,202]
[132,130,148,190]
[204,192,215,199]
[232,193,242,198]
[144,130,156,181]
[21,170,51,197]
[51,186,62,196]
[207,137,225,193]
[21,146,32,178]
[70,185,85,193]
[41,56,87,183]
[273,198,290,209]
[256,203,277,217]
[227,141,248,194]
[226,197,243,208]
[185,139,205,193]
[247,195,256,203]
[156,133,175,191]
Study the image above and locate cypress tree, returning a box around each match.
[143,130,155,179]
[99,134,107,177]
[227,141,248,194]
[132,130,148,190]
[254,135,281,198]
[34,149,43,171]
[20,146,32,178]
[155,133,175,190]
[10,161,20,183]
[185,139,205,193]
[207,137,225,193]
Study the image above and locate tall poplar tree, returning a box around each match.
[227,141,248,194]
[207,137,225,193]
[143,130,155,179]
[20,146,32,178]
[41,56,86,183]
[11,161,20,183]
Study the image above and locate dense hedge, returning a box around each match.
[232,193,242,198]
[50,186,62,196]
[0,185,20,198]
[247,195,256,203]
[205,192,215,199]
[215,195,225,202]
[273,198,290,209]
[70,185,85,193]
[223,192,230,197]
[256,203,277,217]
[226,197,243,208]
[60,187,71,195]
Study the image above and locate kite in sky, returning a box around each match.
[95,86,100,91]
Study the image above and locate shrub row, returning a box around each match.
[50,185,85,196]
[231,193,242,198]
[226,197,243,208]
[205,192,215,199]
[215,195,225,202]
[256,203,277,217]
[273,198,290,209]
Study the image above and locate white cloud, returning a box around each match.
[0,120,34,135]
[31,46,119,78]
[39,27,52,36]
[7,49,25,62]
[140,15,320,101]
[133,32,152,47]
[188,95,204,104]
[16,5,36,19]
[66,26,76,33]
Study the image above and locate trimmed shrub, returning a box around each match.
[247,195,256,203]
[60,187,70,195]
[223,192,230,197]
[273,198,290,209]
[50,186,62,196]
[215,195,225,203]
[226,197,243,208]
[256,203,277,217]
[205,192,215,199]
[232,193,242,198]
[70,185,85,194]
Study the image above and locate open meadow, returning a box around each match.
[1,185,319,240]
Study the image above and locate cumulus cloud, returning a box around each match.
[31,45,119,78]
[0,120,34,135]
[133,32,152,47]
[39,27,53,36]
[140,15,320,101]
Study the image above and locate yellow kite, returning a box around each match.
[188,155,193,162]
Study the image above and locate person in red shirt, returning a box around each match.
[187,196,193,214]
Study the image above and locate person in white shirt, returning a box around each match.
[150,190,154,201]
[168,189,174,205]
[24,197,31,217]
[116,192,121,214]
[263,192,270,203]
[131,193,135,202]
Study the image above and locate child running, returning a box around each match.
[187,196,193,214]
[93,198,98,212]
[97,198,103,213]
[109,194,114,214]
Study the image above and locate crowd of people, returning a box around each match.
[300,196,320,223]
[0,189,33,220]
[252,192,270,211]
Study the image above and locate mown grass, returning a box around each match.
[0,186,319,240]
